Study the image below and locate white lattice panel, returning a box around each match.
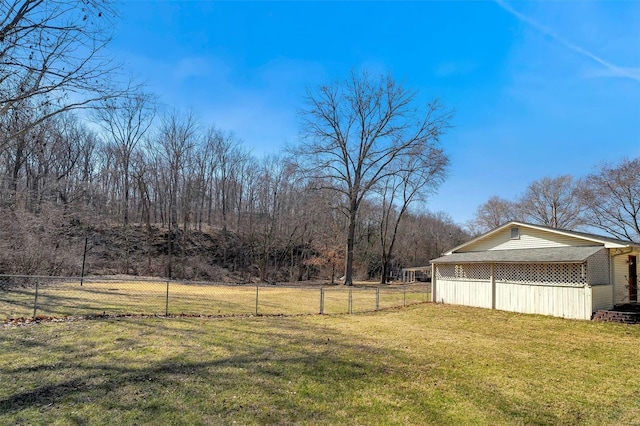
[437,261,598,286]
[435,265,455,280]
[436,264,490,280]
[495,263,585,285]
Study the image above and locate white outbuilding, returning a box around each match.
[430,221,640,320]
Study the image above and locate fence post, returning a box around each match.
[348,288,353,314]
[403,285,406,306]
[33,279,40,320]
[165,280,170,316]
[375,287,380,311]
[320,287,324,314]
[255,285,259,316]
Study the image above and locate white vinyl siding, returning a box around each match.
[494,282,591,320]
[591,285,613,312]
[434,261,614,320]
[434,274,594,320]
[434,278,492,308]
[612,252,640,304]
[613,255,629,304]
[460,227,601,253]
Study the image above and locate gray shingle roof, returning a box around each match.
[431,246,605,264]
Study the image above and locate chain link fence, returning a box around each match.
[0,275,431,321]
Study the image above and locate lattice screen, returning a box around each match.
[495,263,586,285]
[436,264,491,280]
[587,249,610,285]
[437,260,605,286]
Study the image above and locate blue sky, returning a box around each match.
[109,1,640,226]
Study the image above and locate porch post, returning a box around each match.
[585,285,593,320]
[491,263,496,310]
[431,263,436,302]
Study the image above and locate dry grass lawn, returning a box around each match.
[0,279,429,319]
[1,303,639,424]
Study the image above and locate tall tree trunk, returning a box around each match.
[344,205,357,286]
[380,258,388,284]
[123,157,130,226]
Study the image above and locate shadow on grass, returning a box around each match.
[0,320,392,423]
[0,314,566,425]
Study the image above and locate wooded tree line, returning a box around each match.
[469,159,640,242]
[0,102,467,280]
[0,1,467,282]
[1,1,636,284]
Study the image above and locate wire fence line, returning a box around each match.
[0,275,431,321]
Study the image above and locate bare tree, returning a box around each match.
[253,155,295,281]
[294,70,452,285]
[518,175,584,229]
[397,211,469,264]
[131,149,153,270]
[468,196,521,234]
[0,0,125,151]
[305,188,346,283]
[234,153,259,235]
[155,110,198,278]
[376,150,448,283]
[93,93,156,225]
[1,103,34,200]
[16,112,89,213]
[208,128,247,233]
[157,110,198,229]
[581,158,640,241]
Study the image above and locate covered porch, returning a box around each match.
[401,265,431,283]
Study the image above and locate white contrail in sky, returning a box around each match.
[495,0,640,83]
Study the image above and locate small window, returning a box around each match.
[510,227,520,239]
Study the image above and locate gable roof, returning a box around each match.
[444,221,640,256]
[432,246,604,264]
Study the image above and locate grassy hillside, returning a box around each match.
[1,304,639,425]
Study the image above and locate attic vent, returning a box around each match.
[510,227,520,240]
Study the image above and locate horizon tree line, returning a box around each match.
[469,160,640,242]
[1,0,636,283]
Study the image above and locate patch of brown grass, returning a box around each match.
[0,280,429,319]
